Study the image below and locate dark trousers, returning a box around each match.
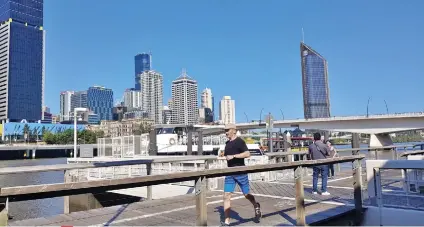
[328,164,335,177]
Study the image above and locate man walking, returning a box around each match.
[308,132,331,195]
[221,123,261,226]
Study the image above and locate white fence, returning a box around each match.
[97,135,149,157]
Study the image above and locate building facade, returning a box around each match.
[171,70,198,125]
[134,53,151,90]
[201,88,213,109]
[300,42,331,119]
[98,118,154,138]
[140,70,163,124]
[162,106,172,124]
[123,88,142,110]
[0,0,44,122]
[219,96,235,124]
[198,107,213,124]
[60,91,74,121]
[87,86,113,121]
[71,91,88,111]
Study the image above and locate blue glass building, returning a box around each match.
[134,53,151,90]
[87,86,113,121]
[300,42,331,119]
[0,0,44,123]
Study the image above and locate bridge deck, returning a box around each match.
[8,169,408,226]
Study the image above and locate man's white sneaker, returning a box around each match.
[321,191,330,196]
[312,191,318,195]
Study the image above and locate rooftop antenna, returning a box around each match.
[302,27,305,43]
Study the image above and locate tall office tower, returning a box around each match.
[201,88,213,110]
[134,52,152,90]
[219,96,235,124]
[123,88,142,110]
[300,42,331,119]
[87,86,113,121]
[0,0,44,122]
[71,91,88,111]
[140,70,163,124]
[171,69,198,125]
[60,91,74,121]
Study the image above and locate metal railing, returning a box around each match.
[366,158,424,226]
[0,155,365,226]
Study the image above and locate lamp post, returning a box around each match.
[244,112,249,122]
[366,97,372,118]
[280,109,285,120]
[384,100,389,114]
[74,107,88,158]
[259,108,264,124]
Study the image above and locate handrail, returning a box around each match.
[0,155,364,201]
[400,150,424,157]
[0,155,365,226]
[0,156,217,175]
[265,151,309,157]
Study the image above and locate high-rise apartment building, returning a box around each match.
[134,53,151,90]
[300,42,331,119]
[140,70,163,124]
[123,88,142,110]
[87,86,113,121]
[71,91,88,111]
[219,96,235,124]
[162,106,172,124]
[0,0,44,122]
[171,70,198,125]
[60,91,74,121]
[201,88,213,110]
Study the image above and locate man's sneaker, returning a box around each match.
[312,191,318,195]
[220,221,230,226]
[321,191,330,196]
[254,202,262,220]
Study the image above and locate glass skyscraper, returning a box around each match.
[300,42,331,119]
[87,86,113,121]
[0,0,44,122]
[134,53,151,90]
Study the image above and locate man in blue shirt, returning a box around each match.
[221,123,261,225]
[308,132,331,195]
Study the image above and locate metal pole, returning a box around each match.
[244,112,248,122]
[367,97,371,117]
[280,109,284,120]
[74,112,77,158]
[259,108,264,124]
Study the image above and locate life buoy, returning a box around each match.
[169,138,176,145]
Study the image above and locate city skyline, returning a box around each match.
[43,1,424,122]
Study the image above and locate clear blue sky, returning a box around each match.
[44,0,424,122]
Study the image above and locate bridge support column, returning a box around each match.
[187,128,193,155]
[198,131,203,155]
[369,133,393,147]
[149,129,157,156]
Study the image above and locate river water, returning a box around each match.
[0,142,420,221]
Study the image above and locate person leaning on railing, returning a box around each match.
[326,140,338,179]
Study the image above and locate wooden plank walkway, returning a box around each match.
[8,168,410,226]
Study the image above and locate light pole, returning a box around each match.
[74,107,88,158]
[280,109,285,120]
[366,97,372,117]
[384,100,389,114]
[259,108,264,124]
[244,112,249,122]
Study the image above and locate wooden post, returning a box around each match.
[149,129,157,156]
[295,166,305,226]
[195,176,207,226]
[374,149,378,159]
[391,148,397,160]
[352,159,363,225]
[198,131,203,155]
[204,160,212,190]
[0,197,8,226]
[351,133,360,150]
[63,170,71,214]
[146,163,152,200]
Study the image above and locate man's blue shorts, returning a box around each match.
[224,174,250,194]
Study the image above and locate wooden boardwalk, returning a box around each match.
[8,168,411,226]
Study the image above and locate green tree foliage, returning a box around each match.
[133,122,152,135]
[42,129,104,145]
